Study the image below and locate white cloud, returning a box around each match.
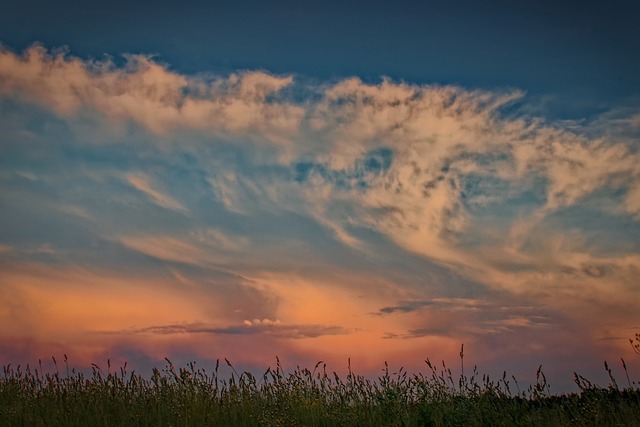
[3,43,640,369]
[127,174,188,213]
[624,184,640,218]
[0,45,304,141]
[243,318,281,326]
[118,235,205,266]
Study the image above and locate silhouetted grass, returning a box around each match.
[1,352,639,426]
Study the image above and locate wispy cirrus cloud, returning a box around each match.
[127,174,188,213]
[0,45,303,140]
[1,44,640,386]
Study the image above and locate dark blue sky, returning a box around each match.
[2,0,639,117]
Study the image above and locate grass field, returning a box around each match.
[1,352,639,426]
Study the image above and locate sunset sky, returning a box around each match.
[1,0,640,392]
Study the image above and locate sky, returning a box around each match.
[1,0,640,392]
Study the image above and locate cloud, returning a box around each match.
[380,298,554,341]
[2,42,640,386]
[308,79,640,265]
[376,298,488,315]
[378,300,433,314]
[110,320,350,340]
[383,313,551,340]
[127,174,188,213]
[116,229,252,268]
[0,44,303,140]
[624,184,640,218]
[118,235,205,265]
[243,318,281,326]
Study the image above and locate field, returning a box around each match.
[1,353,639,426]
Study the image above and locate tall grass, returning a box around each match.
[1,352,639,426]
